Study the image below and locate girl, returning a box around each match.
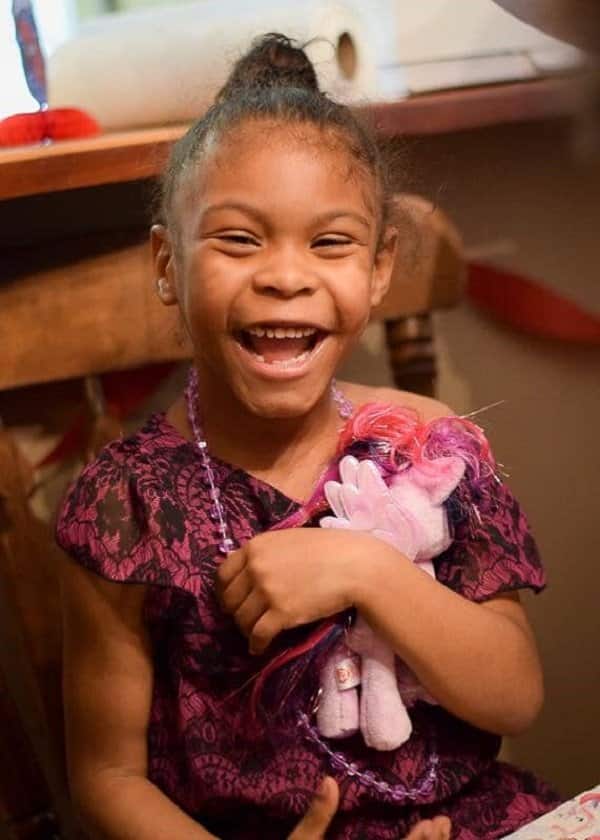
[56,34,561,840]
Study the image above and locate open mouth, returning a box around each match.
[234,323,328,368]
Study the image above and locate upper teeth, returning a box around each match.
[247,326,317,339]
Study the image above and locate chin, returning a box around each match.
[246,395,315,420]
[241,385,323,420]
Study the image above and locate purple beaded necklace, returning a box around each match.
[185,365,352,555]
[184,365,438,802]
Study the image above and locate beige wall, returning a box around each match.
[342,120,600,797]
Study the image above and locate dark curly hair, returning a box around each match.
[157,33,400,243]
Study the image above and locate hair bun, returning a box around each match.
[216,33,320,102]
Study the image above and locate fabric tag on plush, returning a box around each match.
[335,656,361,691]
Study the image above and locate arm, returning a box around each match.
[60,557,218,840]
[352,548,544,737]
[217,521,543,737]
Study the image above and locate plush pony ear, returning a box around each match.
[410,455,466,505]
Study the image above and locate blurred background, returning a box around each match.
[0,1,598,837]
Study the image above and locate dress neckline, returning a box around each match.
[151,410,318,508]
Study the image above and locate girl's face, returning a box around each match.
[152,121,396,420]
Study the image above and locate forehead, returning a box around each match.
[176,120,377,229]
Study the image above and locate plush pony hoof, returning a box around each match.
[316,689,359,740]
[363,719,413,751]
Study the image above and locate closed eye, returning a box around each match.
[218,233,260,246]
[312,236,355,249]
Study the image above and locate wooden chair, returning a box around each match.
[0,181,464,837]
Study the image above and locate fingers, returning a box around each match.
[288,777,339,840]
[248,610,284,656]
[216,548,246,590]
[220,577,280,654]
[219,568,253,614]
[405,816,451,840]
[234,589,268,638]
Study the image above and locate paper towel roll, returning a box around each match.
[48,0,399,131]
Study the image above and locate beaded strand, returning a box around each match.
[186,367,235,555]
[297,712,439,802]
[184,365,438,802]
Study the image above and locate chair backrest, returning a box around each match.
[374,194,465,396]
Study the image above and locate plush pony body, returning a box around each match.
[317,450,465,750]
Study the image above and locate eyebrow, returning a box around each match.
[313,209,371,229]
[201,202,371,229]
[201,202,266,224]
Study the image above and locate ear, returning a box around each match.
[150,224,178,306]
[370,226,397,308]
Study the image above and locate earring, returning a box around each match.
[158,277,170,298]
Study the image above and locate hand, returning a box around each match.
[216,527,396,655]
[287,777,339,839]
[286,777,450,840]
[405,816,452,840]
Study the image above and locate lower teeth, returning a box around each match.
[271,350,310,367]
[254,350,311,367]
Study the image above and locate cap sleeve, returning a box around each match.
[435,475,546,603]
[55,443,196,592]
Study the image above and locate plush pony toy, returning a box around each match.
[249,402,497,757]
[317,451,465,750]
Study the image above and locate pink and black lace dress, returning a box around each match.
[55,409,560,839]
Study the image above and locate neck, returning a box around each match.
[193,370,343,481]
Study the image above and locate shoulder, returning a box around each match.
[56,413,174,526]
[339,380,454,423]
[55,412,195,587]
[85,412,176,474]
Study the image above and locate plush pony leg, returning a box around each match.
[316,643,359,739]
[348,616,413,750]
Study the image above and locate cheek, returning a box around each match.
[330,265,374,331]
[182,251,238,330]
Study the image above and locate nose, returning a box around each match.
[251,247,317,299]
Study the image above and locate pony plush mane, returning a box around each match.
[246,402,498,732]
[334,402,495,481]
